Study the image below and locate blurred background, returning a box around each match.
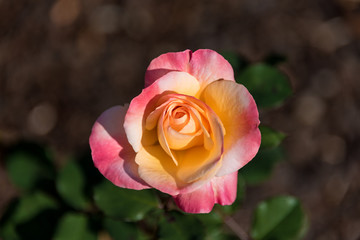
[0,0,360,239]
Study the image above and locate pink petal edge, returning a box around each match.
[145,50,191,87]
[173,182,215,213]
[212,171,238,205]
[145,49,235,88]
[89,105,150,190]
[174,171,238,213]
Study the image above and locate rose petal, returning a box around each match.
[135,145,180,195]
[164,103,203,150]
[189,49,235,92]
[174,95,224,183]
[201,80,261,176]
[150,94,224,184]
[212,171,238,205]
[173,171,238,213]
[157,109,178,165]
[145,49,235,93]
[165,126,202,150]
[173,182,215,213]
[145,101,168,130]
[89,105,150,190]
[124,71,200,152]
[145,50,192,87]
[134,144,223,196]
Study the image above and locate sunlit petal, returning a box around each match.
[201,80,261,176]
[90,105,150,190]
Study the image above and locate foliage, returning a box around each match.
[251,196,308,240]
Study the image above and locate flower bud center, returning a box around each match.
[145,93,221,166]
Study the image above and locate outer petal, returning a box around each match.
[173,171,238,213]
[124,71,200,153]
[201,80,261,176]
[173,182,215,213]
[134,144,223,196]
[89,105,150,190]
[212,171,238,205]
[189,49,235,92]
[145,49,235,92]
[145,50,191,87]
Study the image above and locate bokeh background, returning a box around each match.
[1,0,360,239]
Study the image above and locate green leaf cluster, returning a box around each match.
[0,143,160,240]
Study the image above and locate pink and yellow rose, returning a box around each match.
[89,49,260,213]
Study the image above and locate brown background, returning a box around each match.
[1,0,360,239]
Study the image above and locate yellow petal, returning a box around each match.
[165,126,202,150]
[172,96,225,183]
[125,71,200,152]
[135,145,180,195]
[201,80,260,176]
[145,101,168,130]
[176,146,222,183]
[157,109,179,165]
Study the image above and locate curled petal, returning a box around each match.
[124,71,200,152]
[89,106,150,190]
[164,103,203,150]
[145,101,168,130]
[153,94,224,184]
[174,96,224,183]
[201,80,261,176]
[165,126,202,150]
[157,109,178,165]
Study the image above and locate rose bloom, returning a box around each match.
[90,49,260,213]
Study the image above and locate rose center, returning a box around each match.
[145,94,216,166]
[174,111,185,118]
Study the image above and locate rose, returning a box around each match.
[89,49,260,213]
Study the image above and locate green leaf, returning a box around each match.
[260,126,286,149]
[196,211,232,240]
[0,222,19,240]
[237,63,292,108]
[0,192,59,240]
[6,151,54,192]
[251,196,307,240]
[93,180,159,221]
[104,218,147,240]
[240,147,284,185]
[195,211,223,229]
[53,213,96,240]
[159,211,205,240]
[204,230,239,240]
[56,159,89,210]
[11,192,58,224]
